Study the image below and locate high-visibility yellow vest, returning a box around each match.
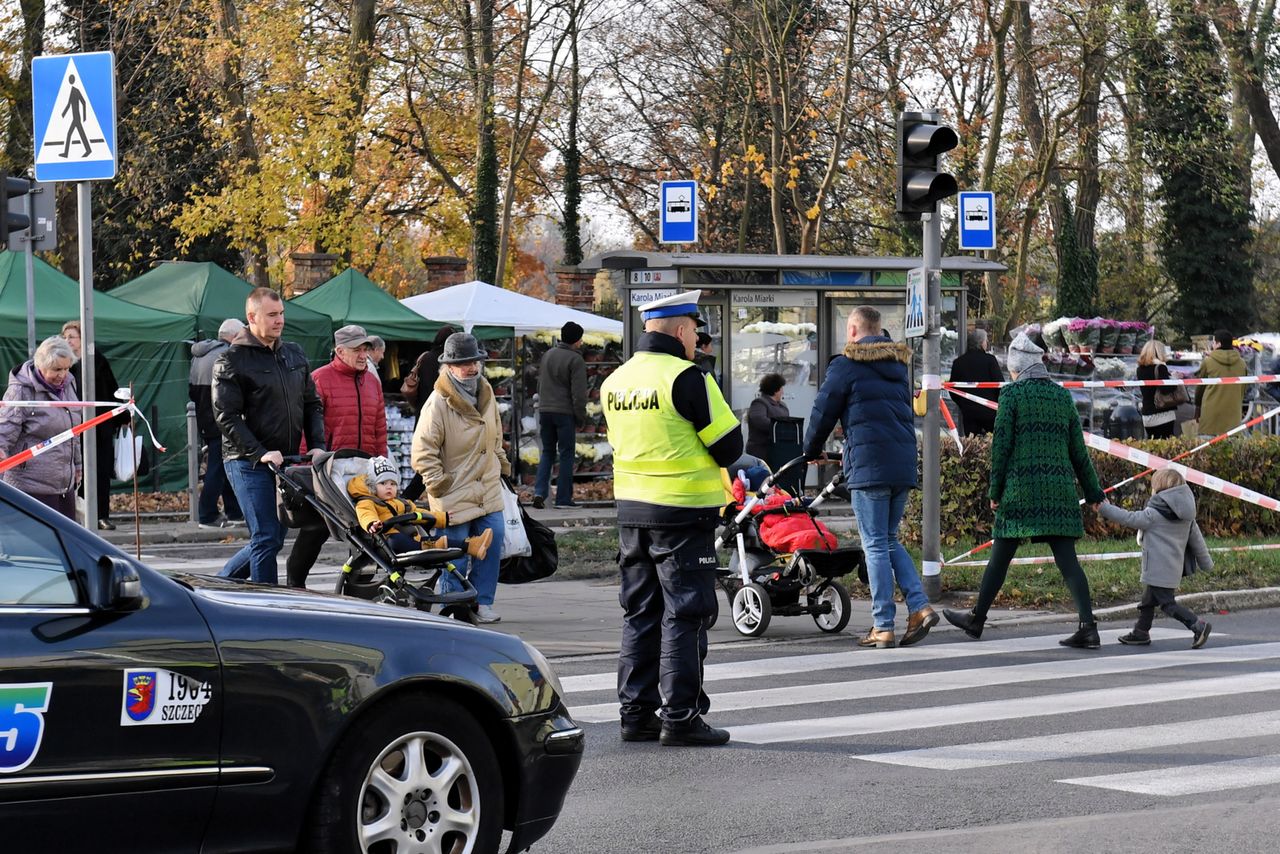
[603,351,739,508]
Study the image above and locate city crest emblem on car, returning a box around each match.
[124,671,157,722]
[120,669,213,726]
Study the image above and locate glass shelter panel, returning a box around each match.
[728,290,819,426]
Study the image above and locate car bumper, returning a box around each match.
[506,704,584,853]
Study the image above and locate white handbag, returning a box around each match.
[499,483,532,559]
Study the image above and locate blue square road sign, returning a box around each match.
[32,52,118,182]
[957,191,995,251]
[659,181,698,244]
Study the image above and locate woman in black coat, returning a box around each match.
[62,320,130,530]
[745,373,789,460]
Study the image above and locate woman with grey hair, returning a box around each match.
[0,336,82,518]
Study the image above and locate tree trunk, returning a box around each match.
[560,1,583,266]
[1205,0,1280,184]
[980,0,1014,329]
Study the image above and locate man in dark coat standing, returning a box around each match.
[533,321,588,508]
[948,328,1004,435]
[803,305,937,650]
[190,318,245,528]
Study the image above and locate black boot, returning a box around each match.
[659,716,730,747]
[1059,621,1101,649]
[943,608,985,640]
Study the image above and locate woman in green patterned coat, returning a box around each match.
[944,333,1107,649]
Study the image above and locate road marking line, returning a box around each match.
[1059,753,1280,796]
[727,671,1280,745]
[559,628,1192,694]
[854,710,1280,769]
[569,639,1274,723]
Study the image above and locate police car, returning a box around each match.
[0,483,582,853]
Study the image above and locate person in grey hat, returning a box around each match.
[189,318,246,528]
[286,323,388,587]
[944,331,1107,650]
[412,332,510,623]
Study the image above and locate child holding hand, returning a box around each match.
[1098,468,1213,648]
[348,457,492,559]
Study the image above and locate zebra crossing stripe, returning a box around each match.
[854,710,1280,769]
[728,670,1280,745]
[1059,753,1280,796]
[569,640,1279,723]
[557,628,1191,694]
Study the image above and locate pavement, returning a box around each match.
[97,502,1280,659]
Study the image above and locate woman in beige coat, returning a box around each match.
[412,333,510,623]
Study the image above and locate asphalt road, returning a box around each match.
[541,609,1280,854]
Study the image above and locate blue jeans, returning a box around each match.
[437,510,504,606]
[218,460,285,584]
[198,439,242,524]
[534,413,576,504]
[852,486,929,630]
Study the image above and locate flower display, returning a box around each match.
[1093,357,1128,380]
[519,446,541,466]
[484,365,515,380]
[740,321,818,337]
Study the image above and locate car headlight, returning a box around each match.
[521,640,566,700]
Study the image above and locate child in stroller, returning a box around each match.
[348,456,492,561]
[730,462,838,554]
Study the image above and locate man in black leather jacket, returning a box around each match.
[214,287,325,584]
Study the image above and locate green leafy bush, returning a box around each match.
[902,434,1280,550]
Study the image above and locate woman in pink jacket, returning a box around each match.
[0,336,82,518]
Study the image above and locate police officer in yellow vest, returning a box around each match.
[603,290,743,747]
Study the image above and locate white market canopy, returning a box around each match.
[401,280,623,336]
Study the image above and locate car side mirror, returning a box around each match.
[98,555,143,612]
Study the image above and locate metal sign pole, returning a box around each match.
[78,181,98,530]
[921,211,943,601]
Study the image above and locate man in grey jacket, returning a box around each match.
[190,319,245,528]
[533,321,588,508]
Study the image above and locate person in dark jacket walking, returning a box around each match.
[533,321,588,508]
[944,333,1107,649]
[286,324,388,588]
[189,318,245,528]
[1136,340,1177,439]
[62,320,130,530]
[948,329,1003,435]
[214,288,325,585]
[744,372,789,459]
[803,305,937,649]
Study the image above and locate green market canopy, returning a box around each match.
[290,269,444,342]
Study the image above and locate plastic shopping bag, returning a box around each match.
[113,426,143,481]
[500,482,532,559]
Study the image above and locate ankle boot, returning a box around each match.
[1059,621,1101,649]
[943,608,985,640]
[465,528,493,560]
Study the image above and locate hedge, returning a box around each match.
[900,434,1280,549]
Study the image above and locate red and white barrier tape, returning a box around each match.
[0,399,167,476]
[1,399,131,408]
[946,374,1280,390]
[946,542,1280,567]
[938,398,963,454]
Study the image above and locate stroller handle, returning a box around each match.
[266,454,309,475]
[764,455,810,490]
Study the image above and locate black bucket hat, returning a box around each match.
[439,332,488,365]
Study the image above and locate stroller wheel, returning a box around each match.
[810,581,851,634]
[731,582,772,637]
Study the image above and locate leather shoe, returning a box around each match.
[900,605,939,647]
[1059,621,1101,649]
[620,714,661,742]
[857,627,896,648]
[943,608,985,640]
[531,495,546,509]
[659,716,730,747]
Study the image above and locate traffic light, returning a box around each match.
[2,169,32,236]
[896,111,958,219]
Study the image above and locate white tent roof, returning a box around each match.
[401,280,623,336]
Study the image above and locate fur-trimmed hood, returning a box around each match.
[844,337,912,364]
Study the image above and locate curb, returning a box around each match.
[980,586,1280,629]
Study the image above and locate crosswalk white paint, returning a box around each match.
[854,710,1280,769]
[569,636,1272,723]
[559,628,1192,694]
[1060,753,1280,796]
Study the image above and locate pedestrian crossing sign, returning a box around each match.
[31,52,117,182]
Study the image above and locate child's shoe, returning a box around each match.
[425,535,448,550]
[465,528,493,560]
[1118,630,1151,645]
[1192,621,1212,649]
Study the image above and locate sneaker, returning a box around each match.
[620,714,662,743]
[225,517,247,527]
[197,517,231,530]
[659,716,730,747]
[1192,621,1212,649]
[857,627,896,649]
[1117,631,1151,645]
[97,518,116,531]
[475,604,501,624]
[531,495,546,509]
[900,605,939,647]
[943,608,985,640]
[1059,621,1101,649]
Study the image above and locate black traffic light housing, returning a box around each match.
[2,169,33,235]
[896,111,958,220]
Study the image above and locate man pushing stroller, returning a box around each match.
[348,457,492,560]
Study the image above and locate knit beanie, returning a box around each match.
[1006,332,1045,375]
[371,456,398,484]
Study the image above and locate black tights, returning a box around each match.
[975,537,1095,623]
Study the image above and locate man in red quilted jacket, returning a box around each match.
[286,324,388,587]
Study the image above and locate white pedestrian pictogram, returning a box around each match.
[35,59,112,166]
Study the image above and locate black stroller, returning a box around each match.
[716,455,865,637]
[273,449,479,621]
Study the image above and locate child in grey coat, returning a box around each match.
[1098,468,1214,648]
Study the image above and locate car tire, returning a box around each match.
[306,694,504,854]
